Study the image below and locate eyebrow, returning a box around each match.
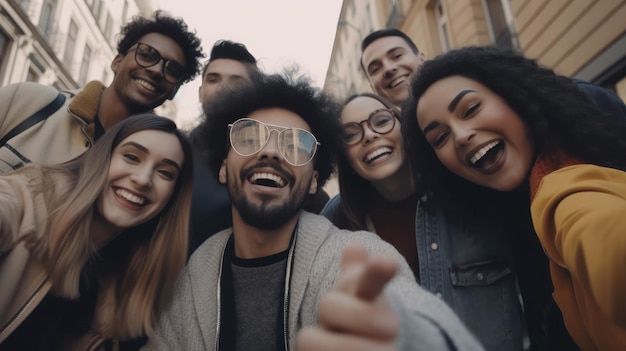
[120,141,182,171]
[422,121,440,135]
[448,90,476,112]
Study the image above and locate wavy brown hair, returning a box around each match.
[24,113,192,340]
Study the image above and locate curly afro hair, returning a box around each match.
[116,10,204,84]
[194,69,341,188]
[401,45,626,218]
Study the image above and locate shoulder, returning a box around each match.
[572,78,626,118]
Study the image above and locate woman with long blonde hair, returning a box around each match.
[0,113,193,350]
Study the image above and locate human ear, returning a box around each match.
[308,170,319,195]
[111,54,123,74]
[218,160,227,185]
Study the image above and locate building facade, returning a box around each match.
[324,0,626,102]
[0,0,153,91]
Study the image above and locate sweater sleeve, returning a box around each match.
[0,171,43,254]
[531,164,626,327]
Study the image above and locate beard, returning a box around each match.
[226,169,312,230]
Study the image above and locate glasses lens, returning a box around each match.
[164,61,185,83]
[370,110,395,134]
[135,44,159,67]
[230,119,268,156]
[279,129,317,166]
[341,123,364,145]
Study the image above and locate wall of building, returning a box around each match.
[324,0,626,102]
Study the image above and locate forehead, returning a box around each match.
[341,96,387,123]
[362,36,413,65]
[137,32,186,65]
[118,129,184,164]
[247,107,312,132]
[204,59,251,79]
[417,76,487,119]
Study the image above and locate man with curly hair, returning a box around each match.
[143,71,485,351]
[0,10,204,174]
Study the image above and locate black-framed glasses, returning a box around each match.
[340,108,397,145]
[128,43,186,83]
[228,118,320,166]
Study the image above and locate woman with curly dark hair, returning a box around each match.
[402,45,626,351]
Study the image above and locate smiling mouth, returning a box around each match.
[388,76,407,89]
[249,172,287,188]
[115,188,147,206]
[364,146,393,164]
[136,78,157,92]
[469,141,504,169]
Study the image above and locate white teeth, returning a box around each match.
[470,141,500,165]
[250,172,286,187]
[115,189,145,205]
[136,79,156,91]
[365,147,392,163]
[389,76,406,88]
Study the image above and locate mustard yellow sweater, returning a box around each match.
[530,157,626,351]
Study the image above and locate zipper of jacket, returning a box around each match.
[282,230,297,351]
[214,245,226,351]
[0,279,46,339]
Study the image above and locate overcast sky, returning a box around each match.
[154,0,343,127]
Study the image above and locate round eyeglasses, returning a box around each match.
[340,108,397,145]
[228,118,320,166]
[128,43,186,84]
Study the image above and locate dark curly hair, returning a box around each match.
[194,70,341,188]
[116,10,204,84]
[401,45,626,218]
[333,93,402,230]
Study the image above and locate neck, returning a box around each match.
[98,87,132,131]
[231,208,299,259]
[371,161,416,202]
[91,212,122,249]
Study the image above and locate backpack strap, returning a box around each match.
[0,91,67,148]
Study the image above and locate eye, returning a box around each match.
[158,168,176,180]
[393,53,403,60]
[463,102,480,119]
[123,153,140,162]
[369,65,380,75]
[432,132,449,147]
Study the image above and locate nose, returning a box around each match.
[145,59,166,80]
[130,167,153,188]
[452,124,476,147]
[257,130,284,162]
[361,123,380,144]
[382,59,397,78]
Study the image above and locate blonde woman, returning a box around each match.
[0,113,193,350]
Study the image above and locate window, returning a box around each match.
[121,0,129,23]
[104,13,113,41]
[63,19,78,67]
[435,0,450,52]
[38,0,57,38]
[483,0,517,49]
[0,30,10,82]
[78,44,91,85]
[27,67,40,82]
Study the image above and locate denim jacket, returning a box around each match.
[322,195,525,351]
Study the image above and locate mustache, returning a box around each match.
[240,162,295,184]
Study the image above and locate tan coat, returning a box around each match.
[0,169,105,350]
[0,81,105,174]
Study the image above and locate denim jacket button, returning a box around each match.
[436,292,442,298]
[430,242,438,250]
[477,273,485,281]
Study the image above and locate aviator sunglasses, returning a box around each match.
[127,42,186,83]
[228,118,320,166]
